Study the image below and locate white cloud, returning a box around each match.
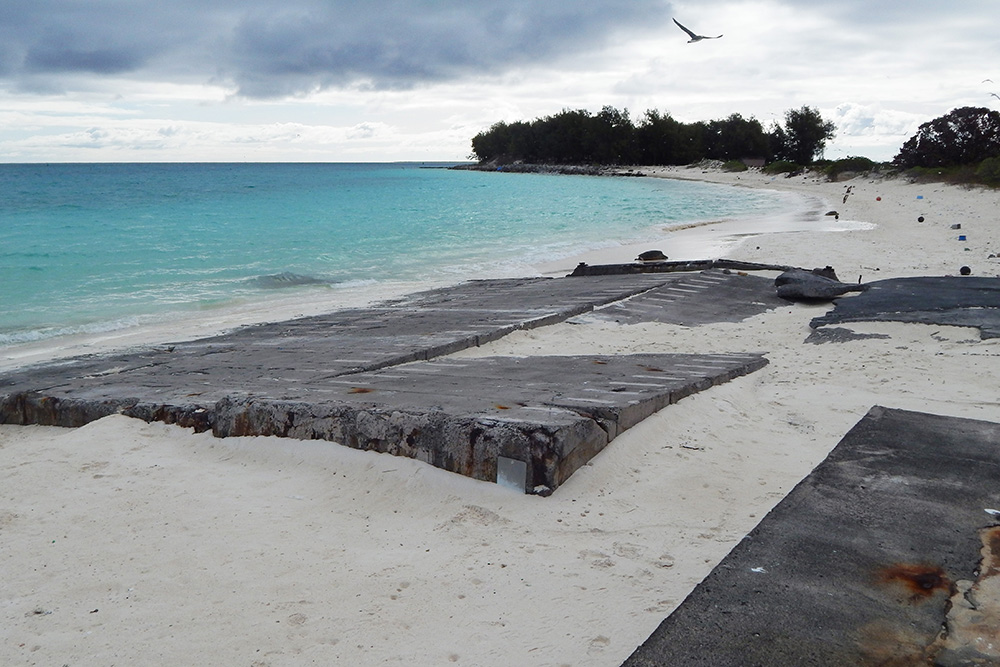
[832,103,923,138]
[345,122,387,140]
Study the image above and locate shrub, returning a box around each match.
[763,160,801,174]
[976,157,1000,186]
[825,156,877,180]
[722,160,748,172]
[903,165,980,185]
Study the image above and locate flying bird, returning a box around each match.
[673,18,722,43]
[991,93,1000,101]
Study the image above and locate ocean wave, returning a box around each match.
[246,272,335,289]
[3,164,798,351]
[0,316,142,347]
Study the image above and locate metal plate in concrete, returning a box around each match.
[811,277,1000,339]
[587,270,784,326]
[623,406,1000,665]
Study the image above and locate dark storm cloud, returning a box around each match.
[0,0,672,97]
[5,4,126,74]
[25,46,146,75]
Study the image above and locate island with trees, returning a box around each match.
[466,105,1000,186]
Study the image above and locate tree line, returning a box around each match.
[470,105,835,167]
[894,106,1000,170]
[470,105,1000,184]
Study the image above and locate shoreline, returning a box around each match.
[645,164,1000,280]
[0,276,454,372]
[2,167,999,666]
[0,170,810,372]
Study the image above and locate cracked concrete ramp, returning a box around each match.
[623,406,1000,665]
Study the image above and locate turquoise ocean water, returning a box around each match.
[1,162,799,353]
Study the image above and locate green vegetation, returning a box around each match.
[470,104,1000,188]
[824,156,878,180]
[761,160,801,175]
[901,161,1000,187]
[894,107,1000,169]
[771,107,836,165]
[470,105,834,168]
[976,156,1000,186]
[892,107,1000,187]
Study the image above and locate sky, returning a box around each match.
[0,0,997,163]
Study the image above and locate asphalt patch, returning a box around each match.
[804,327,891,344]
[811,276,1000,339]
[623,406,1000,666]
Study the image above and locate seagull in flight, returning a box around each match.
[673,18,722,43]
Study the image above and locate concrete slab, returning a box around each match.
[212,353,767,494]
[622,406,1000,665]
[0,353,766,495]
[587,270,784,326]
[0,274,771,493]
[0,274,673,410]
[811,276,1000,339]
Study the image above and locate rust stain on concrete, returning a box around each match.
[927,525,1000,663]
[877,563,953,603]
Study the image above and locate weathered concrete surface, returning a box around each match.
[810,276,1000,339]
[804,327,891,345]
[0,353,766,494]
[623,406,1000,665]
[212,353,767,493]
[586,270,784,326]
[0,273,773,493]
[569,258,792,277]
[0,274,672,418]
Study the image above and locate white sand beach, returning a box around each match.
[3,168,999,666]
